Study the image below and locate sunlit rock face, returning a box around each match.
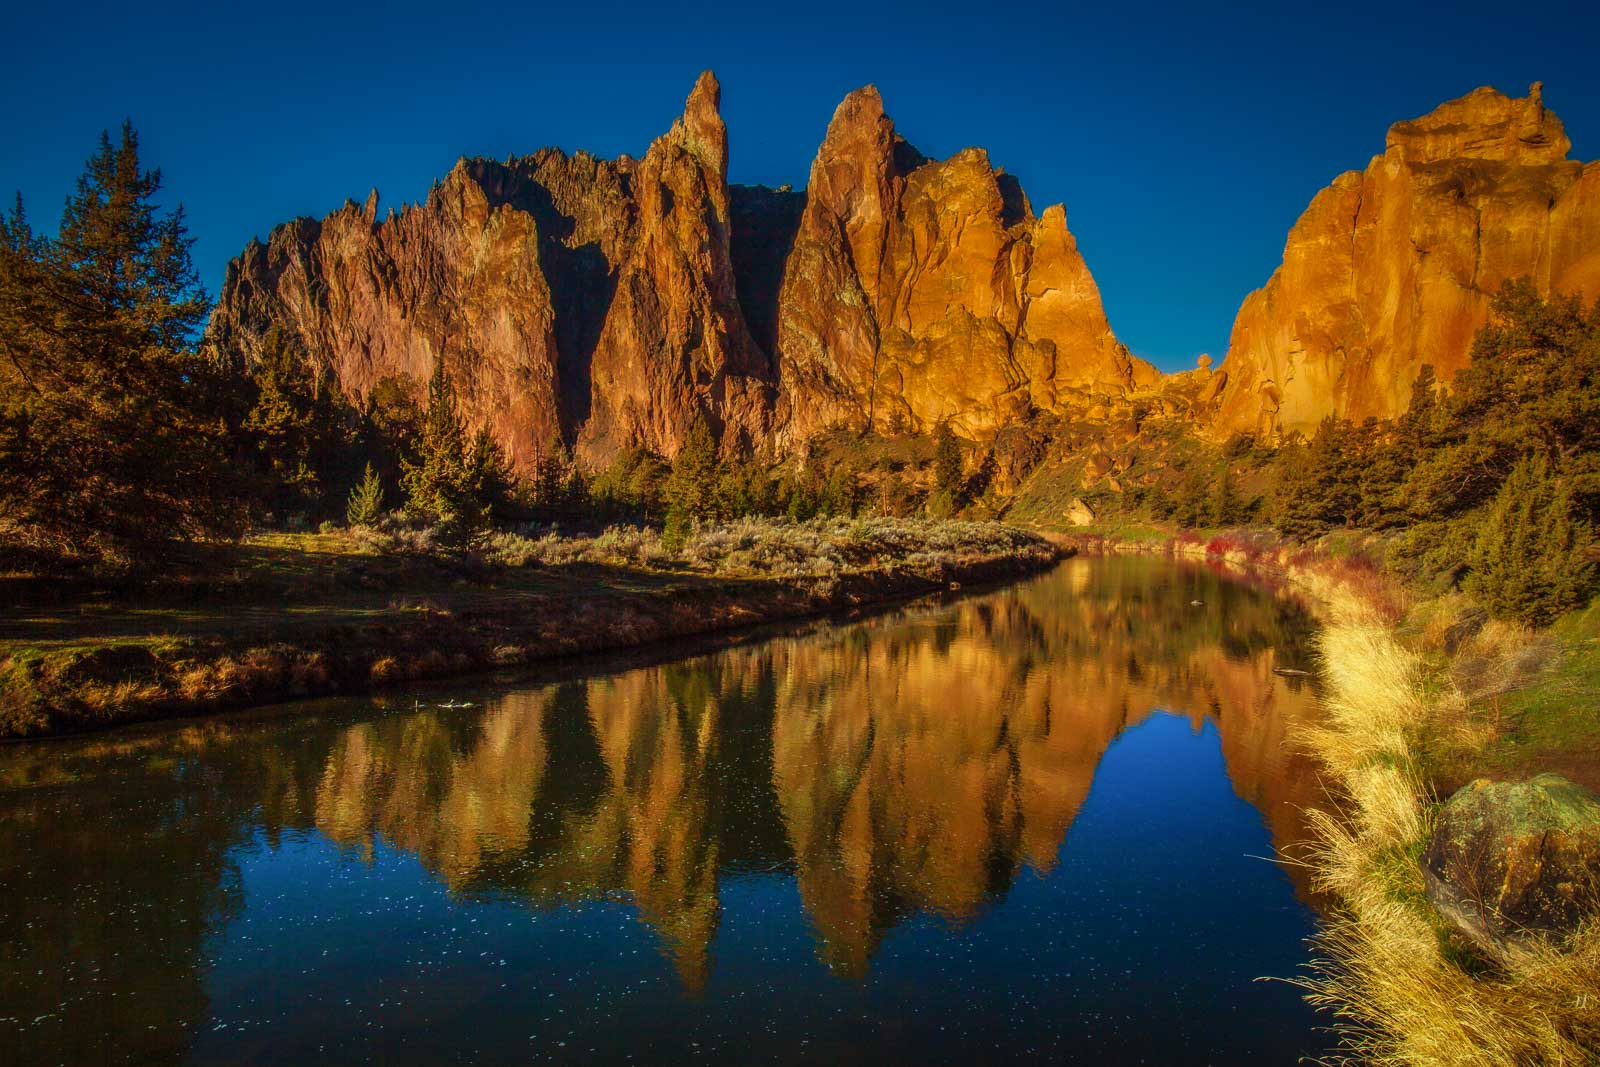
[576,72,775,465]
[1214,83,1600,438]
[207,164,566,470]
[209,73,772,470]
[209,73,1154,468]
[776,87,1155,443]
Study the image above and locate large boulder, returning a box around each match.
[1422,774,1600,954]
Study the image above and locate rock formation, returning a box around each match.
[209,73,773,469]
[208,75,1151,469]
[775,87,1155,442]
[1214,83,1600,437]
[209,76,1600,465]
[575,71,775,465]
[1422,774,1600,955]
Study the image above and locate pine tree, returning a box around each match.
[933,420,963,496]
[1465,456,1596,626]
[0,125,244,562]
[530,429,575,519]
[243,327,356,523]
[466,427,512,517]
[663,415,721,543]
[820,464,859,517]
[402,361,485,543]
[1212,464,1245,527]
[345,463,385,527]
[1270,417,1369,538]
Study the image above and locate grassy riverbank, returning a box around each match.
[0,518,1061,739]
[1299,583,1599,1065]
[1054,524,1600,1063]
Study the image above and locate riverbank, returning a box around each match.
[1049,523,1600,1064]
[0,518,1063,740]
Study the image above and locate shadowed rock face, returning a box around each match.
[1214,83,1600,438]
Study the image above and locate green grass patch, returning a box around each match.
[1492,598,1600,767]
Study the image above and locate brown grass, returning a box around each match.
[0,518,1062,738]
[1298,587,1600,1066]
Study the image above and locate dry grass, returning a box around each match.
[1299,586,1600,1066]
[482,516,1045,579]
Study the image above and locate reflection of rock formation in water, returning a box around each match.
[765,557,1325,973]
[305,665,791,990]
[314,692,553,883]
[0,555,1327,1032]
[293,556,1324,983]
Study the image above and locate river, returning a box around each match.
[0,555,1334,1064]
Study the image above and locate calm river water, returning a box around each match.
[1,556,1335,1064]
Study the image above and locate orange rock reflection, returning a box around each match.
[304,556,1325,985]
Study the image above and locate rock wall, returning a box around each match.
[1213,83,1600,437]
[209,76,1600,466]
[775,87,1154,443]
[208,75,1149,469]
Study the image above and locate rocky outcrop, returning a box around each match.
[576,72,775,464]
[210,73,775,470]
[207,166,567,470]
[775,87,1154,442]
[211,76,1600,466]
[1422,774,1600,955]
[208,75,1151,470]
[1214,84,1600,437]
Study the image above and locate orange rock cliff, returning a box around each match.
[207,77,1600,467]
[1211,82,1600,437]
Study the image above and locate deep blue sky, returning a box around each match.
[4,1,1596,371]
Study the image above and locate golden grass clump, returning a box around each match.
[1301,589,1600,1066]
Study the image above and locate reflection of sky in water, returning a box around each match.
[184,713,1323,1064]
[1,557,1334,1065]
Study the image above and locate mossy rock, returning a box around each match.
[1422,773,1600,954]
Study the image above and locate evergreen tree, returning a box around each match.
[1211,464,1247,526]
[530,430,574,518]
[589,448,669,521]
[933,420,963,496]
[785,480,820,522]
[1270,417,1369,537]
[466,427,513,517]
[663,415,721,543]
[1423,281,1600,524]
[345,462,385,527]
[402,360,489,543]
[1464,455,1596,626]
[819,463,860,517]
[0,125,245,561]
[242,327,357,523]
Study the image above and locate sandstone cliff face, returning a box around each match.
[1214,84,1600,437]
[210,73,773,469]
[776,88,1154,443]
[576,72,775,464]
[209,75,1151,468]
